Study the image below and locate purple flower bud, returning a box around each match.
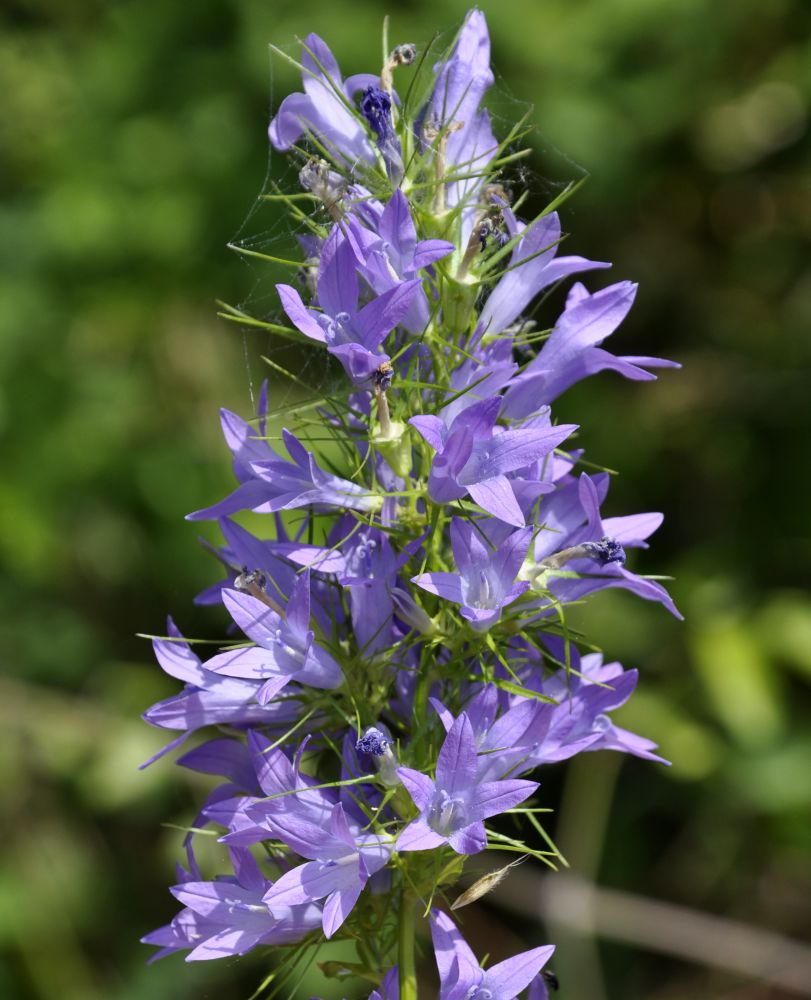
[391,587,435,635]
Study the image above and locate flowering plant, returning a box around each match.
[141,10,679,998]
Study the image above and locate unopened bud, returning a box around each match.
[391,587,436,635]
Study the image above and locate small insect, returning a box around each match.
[541,969,560,992]
[450,854,529,911]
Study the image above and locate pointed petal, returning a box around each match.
[430,909,480,993]
[323,880,363,938]
[396,818,446,852]
[354,280,422,348]
[285,569,311,637]
[397,767,435,811]
[459,424,577,484]
[186,480,275,521]
[411,571,465,604]
[412,239,455,270]
[448,821,487,855]
[483,945,556,997]
[409,414,447,452]
[276,284,327,342]
[436,714,478,795]
[222,589,283,647]
[467,476,524,527]
[467,778,539,822]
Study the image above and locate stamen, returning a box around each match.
[380,42,417,94]
[234,567,284,614]
[373,361,394,438]
[360,87,403,184]
[539,535,626,572]
[582,536,626,566]
[298,158,347,221]
[356,727,389,756]
[424,116,464,215]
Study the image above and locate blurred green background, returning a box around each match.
[1,0,810,998]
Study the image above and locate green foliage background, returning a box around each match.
[1,1,809,998]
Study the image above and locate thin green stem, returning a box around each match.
[398,890,419,1000]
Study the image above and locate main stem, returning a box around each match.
[398,890,419,1000]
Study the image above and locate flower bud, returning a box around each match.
[391,587,436,635]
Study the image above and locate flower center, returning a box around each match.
[466,987,493,1000]
[470,569,496,609]
[271,627,304,663]
[429,789,467,834]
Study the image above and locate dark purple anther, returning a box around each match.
[360,86,394,142]
[356,727,389,756]
[582,536,626,566]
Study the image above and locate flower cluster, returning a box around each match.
[141,11,679,998]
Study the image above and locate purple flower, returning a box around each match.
[276,222,422,384]
[523,643,669,766]
[204,570,343,704]
[431,684,539,783]
[460,640,669,772]
[262,802,392,938]
[193,516,298,609]
[533,473,682,619]
[396,713,538,855]
[412,520,531,631]
[187,417,381,520]
[431,908,555,999]
[428,10,497,227]
[502,280,679,418]
[269,33,379,167]
[475,210,610,347]
[350,190,454,332]
[142,847,321,962]
[141,619,299,764]
[410,396,576,526]
[217,733,339,849]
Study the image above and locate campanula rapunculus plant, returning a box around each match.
[141,10,680,997]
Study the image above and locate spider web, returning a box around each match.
[223,25,591,429]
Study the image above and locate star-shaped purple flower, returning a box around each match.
[431,908,555,1000]
[410,396,576,526]
[503,279,679,418]
[141,618,300,765]
[142,847,321,962]
[396,713,538,855]
[269,33,380,167]
[412,519,532,631]
[350,190,454,332]
[276,222,421,384]
[187,410,381,520]
[204,569,343,704]
[262,802,392,938]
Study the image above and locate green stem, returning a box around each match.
[398,890,419,1000]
